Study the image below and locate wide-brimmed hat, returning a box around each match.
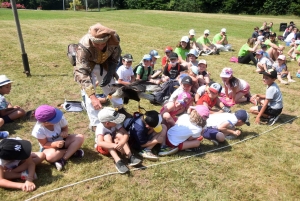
[0,75,13,87]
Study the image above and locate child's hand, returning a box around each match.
[60,131,68,138]
[114,142,125,152]
[13,105,20,108]
[22,181,36,192]
[234,130,241,136]
[54,140,65,148]
[255,116,261,124]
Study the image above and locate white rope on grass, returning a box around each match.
[25,115,299,201]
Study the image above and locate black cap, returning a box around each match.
[260,69,277,79]
[169,52,178,59]
[269,32,276,37]
[0,139,32,160]
[261,44,267,49]
[181,76,192,85]
[122,54,134,61]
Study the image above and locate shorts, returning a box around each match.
[165,135,183,150]
[238,84,250,95]
[258,106,282,117]
[202,127,219,140]
[0,115,13,124]
[95,145,110,156]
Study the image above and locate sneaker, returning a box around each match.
[55,158,66,171]
[72,149,84,158]
[128,155,142,166]
[20,170,38,181]
[211,140,219,146]
[280,80,288,85]
[222,106,231,113]
[191,146,202,153]
[115,160,129,174]
[0,131,9,139]
[288,79,296,83]
[225,135,237,140]
[268,115,280,126]
[139,149,159,161]
[158,145,178,156]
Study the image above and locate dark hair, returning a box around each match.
[144,110,159,127]
[247,38,255,47]
[228,76,239,88]
[176,41,190,50]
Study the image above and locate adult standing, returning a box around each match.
[74,23,124,131]
[212,28,232,52]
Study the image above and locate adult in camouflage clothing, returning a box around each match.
[74,23,123,130]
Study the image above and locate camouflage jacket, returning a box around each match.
[74,33,121,97]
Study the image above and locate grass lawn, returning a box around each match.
[0,8,300,201]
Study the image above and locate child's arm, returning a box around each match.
[255,99,269,124]
[230,86,238,104]
[60,125,68,138]
[22,157,36,192]
[0,108,18,116]
[114,127,129,151]
[218,122,240,136]
[97,134,116,149]
[38,138,65,149]
[117,78,130,85]
[0,166,24,191]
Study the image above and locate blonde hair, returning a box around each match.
[189,110,206,127]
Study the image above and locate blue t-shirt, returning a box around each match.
[266,82,283,109]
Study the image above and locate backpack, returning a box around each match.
[123,113,148,151]
[167,63,181,72]
[67,43,90,66]
[152,79,180,105]
[133,63,151,79]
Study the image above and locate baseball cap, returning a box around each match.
[144,111,163,133]
[255,50,264,55]
[142,54,152,61]
[295,40,300,45]
[261,68,278,79]
[169,52,178,59]
[187,49,198,57]
[181,76,192,85]
[98,107,125,124]
[220,68,233,78]
[35,105,63,124]
[204,29,210,34]
[189,29,196,35]
[177,91,191,106]
[149,50,160,59]
[221,28,226,33]
[209,82,222,94]
[198,59,207,65]
[0,139,32,160]
[257,36,265,41]
[0,75,13,87]
[123,54,134,62]
[165,46,173,52]
[278,55,286,61]
[235,110,250,126]
[189,105,210,119]
[191,66,199,75]
[261,44,267,49]
[181,36,189,43]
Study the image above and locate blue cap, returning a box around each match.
[149,50,160,58]
[235,110,250,126]
[142,54,152,61]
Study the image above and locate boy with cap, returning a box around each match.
[0,139,44,192]
[166,105,208,152]
[95,107,141,174]
[32,105,85,171]
[250,69,283,125]
[204,109,250,141]
[162,52,186,82]
[161,46,173,67]
[149,50,163,79]
[255,50,273,73]
[196,29,216,55]
[136,54,153,81]
[196,82,231,113]
[0,75,26,137]
[212,28,232,52]
[117,54,135,85]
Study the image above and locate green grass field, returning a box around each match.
[0,8,300,201]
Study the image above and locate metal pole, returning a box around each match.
[85,0,88,11]
[73,0,75,11]
[98,0,100,12]
[10,0,31,76]
[63,0,65,10]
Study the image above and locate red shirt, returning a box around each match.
[196,92,216,108]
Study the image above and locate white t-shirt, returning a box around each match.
[116,65,134,83]
[31,116,68,147]
[223,78,248,92]
[284,32,295,43]
[196,85,206,96]
[167,114,204,146]
[95,122,123,144]
[257,57,273,70]
[206,113,237,128]
[266,82,283,109]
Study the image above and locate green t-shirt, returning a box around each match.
[196,36,210,45]
[296,45,300,60]
[238,43,250,57]
[190,37,196,43]
[136,65,152,81]
[174,47,189,60]
[264,39,279,50]
[212,33,227,45]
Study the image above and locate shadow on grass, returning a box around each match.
[277,113,298,124]
[35,163,63,187]
[1,122,24,135]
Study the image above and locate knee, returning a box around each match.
[76,134,85,143]
[216,132,225,142]
[0,118,4,127]
[19,108,26,116]
[249,107,256,113]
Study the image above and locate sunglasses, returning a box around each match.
[205,34,209,36]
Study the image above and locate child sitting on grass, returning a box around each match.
[272,55,296,84]
[32,105,84,171]
[166,105,209,152]
[95,107,141,174]
[197,60,210,86]
[116,54,135,85]
[0,138,45,192]
[0,75,25,136]
[250,69,283,126]
[196,82,231,113]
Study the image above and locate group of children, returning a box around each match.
[0,24,293,191]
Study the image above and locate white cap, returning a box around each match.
[257,36,264,41]
[204,29,210,34]
[189,29,196,35]
[295,40,300,45]
[221,28,226,33]
[187,49,198,57]
[181,36,189,43]
[98,107,125,124]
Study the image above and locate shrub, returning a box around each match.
[1,2,25,9]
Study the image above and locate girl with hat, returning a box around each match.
[272,55,296,84]
[31,105,84,171]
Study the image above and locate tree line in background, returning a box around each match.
[1,0,299,16]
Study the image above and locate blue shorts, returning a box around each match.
[203,127,219,140]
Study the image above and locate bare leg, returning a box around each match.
[181,140,201,150]
[62,134,84,160]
